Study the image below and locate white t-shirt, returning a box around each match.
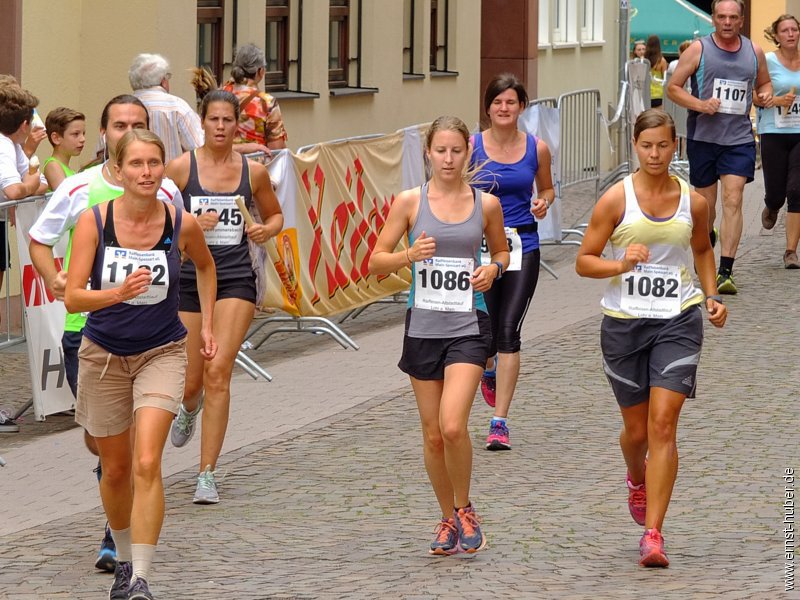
[28,164,183,246]
[0,133,29,211]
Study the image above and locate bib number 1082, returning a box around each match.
[419,269,471,291]
[623,275,678,298]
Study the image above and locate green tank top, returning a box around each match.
[42,157,75,192]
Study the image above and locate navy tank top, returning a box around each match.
[471,132,540,252]
[406,183,488,338]
[688,34,758,145]
[83,200,186,356]
[181,150,254,282]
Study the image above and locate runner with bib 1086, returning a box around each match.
[369,116,509,557]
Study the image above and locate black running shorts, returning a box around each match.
[398,309,492,380]
[600,306,704,407]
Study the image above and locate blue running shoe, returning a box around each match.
[429,517,459,555]
[485,420,511,451]
[454,504,486,553]
[95,523,117,572]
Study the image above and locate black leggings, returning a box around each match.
[484,249,540,355]
[761,133,800,213]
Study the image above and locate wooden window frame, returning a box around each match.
[197,0,225,85]
[329,0,350,88]
[265,0,290,91]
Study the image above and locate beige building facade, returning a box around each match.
[9,0,481,158]
[0,0,482,302]
[751,0,800,52]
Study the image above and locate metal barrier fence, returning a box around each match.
[558,89,602,198]
[0,196,39,351]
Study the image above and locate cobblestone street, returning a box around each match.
[1,177,797,599]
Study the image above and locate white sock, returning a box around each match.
[110,527,132,562]
[491,416,507,425]
[131,543,156,582]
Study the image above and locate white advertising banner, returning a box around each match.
[520,104,563,242]
[14,199,75,420]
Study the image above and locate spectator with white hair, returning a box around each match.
[129,53,204,163]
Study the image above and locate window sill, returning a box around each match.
[430,70,459,78]
[552,42,580,50]
[329,86,379,97]
[580,40,606,48]
[403,73,426,81]
[538,43,551,50]
[271,90,321,101]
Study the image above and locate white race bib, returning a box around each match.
[190,195,244,246]
[480,227,522,271]
[102,247,169,306]
[775,100,800,128]
[414,256,474,313]
[619,263,682,319]
[712,78,748,115]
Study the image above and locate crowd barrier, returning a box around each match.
[240,130,423,350]
[0,200,26,351]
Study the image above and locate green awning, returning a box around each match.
[630,0,714,55]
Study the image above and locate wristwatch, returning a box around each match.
[705,294,723,310]
[493,261,504,280]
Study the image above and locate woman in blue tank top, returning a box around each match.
[165,89,284,505]
[369,116,509,556]
[471,74,555,452]
[65,130,217,599]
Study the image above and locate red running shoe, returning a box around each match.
[626,472,647,526]
[639,528,669,567]
[480,373,496,407]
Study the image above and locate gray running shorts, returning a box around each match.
[600,306,704,407]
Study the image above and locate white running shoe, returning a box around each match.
[193,465,219,504]
[170,396,203,448]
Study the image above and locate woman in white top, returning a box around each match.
[576,110,726,568]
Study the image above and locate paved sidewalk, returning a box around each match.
[1,173,797,598]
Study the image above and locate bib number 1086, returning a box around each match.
[418,268,471,291]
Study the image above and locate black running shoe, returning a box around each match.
[109,561,132,600]
[127,576,154,600]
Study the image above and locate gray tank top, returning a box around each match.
[688,34,758,145]
[406,183,488,339]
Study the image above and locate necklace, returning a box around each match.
[490,130,518,155]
